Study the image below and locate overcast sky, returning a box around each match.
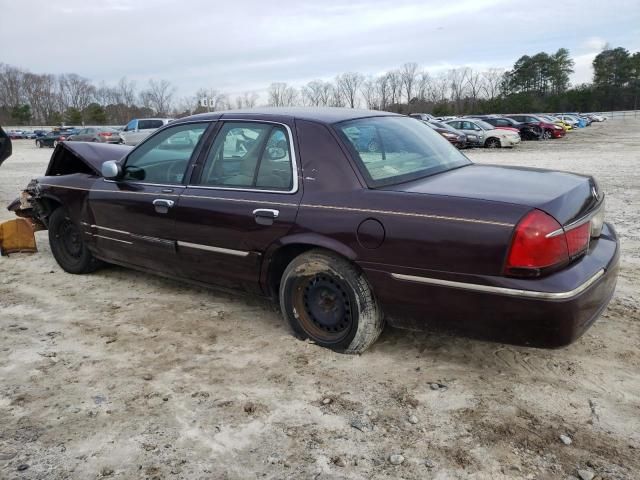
[2,0,639,99]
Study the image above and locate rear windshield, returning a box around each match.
[336,116,471,188]
[138,119,165,129]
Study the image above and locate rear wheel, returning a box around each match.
[48,208,102,274]
[279,249,384,354]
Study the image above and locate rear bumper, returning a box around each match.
[364,223,619,348]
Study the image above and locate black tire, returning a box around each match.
[35,140,42,148]
[48,208,102,274]
[53,140,59,148]
[485,137,501,148]
[279,249,384,354]
[542,129,552,140]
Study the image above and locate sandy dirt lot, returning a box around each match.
[1,121,639,480]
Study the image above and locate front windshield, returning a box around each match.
[474,120,494,130]
[336,116,471,187]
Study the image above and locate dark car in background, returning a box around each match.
[7,108,618,354]
[67,127,121,143]
[35,128,78,148]
[505,114,566,139]
[469,116,541,140]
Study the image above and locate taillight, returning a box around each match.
[99,132,112,137]
[565,222,590,257]
[505,210,569,276]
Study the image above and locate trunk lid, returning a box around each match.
[381,163,601,225]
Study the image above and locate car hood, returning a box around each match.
[46,142,132,176]
[381,163,600,225]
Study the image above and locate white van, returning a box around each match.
[119,118,173,146]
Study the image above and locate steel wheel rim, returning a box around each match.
[58,219,83,259]
[293,274,354,343]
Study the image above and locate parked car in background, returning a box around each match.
[445,118,521,148]
[409,113,435,121]
[504,114,566,139]
[8,130,25,139]
[538,115,572,131]
[586,113,607,122]
[6,108,619,353]
[467,115,525,136]
[67,127,121,143]
[21,130,37,139]
[119,118,173,145]
[422,120,467,148]
[555,114,586,128]
[35,129,78,148]
[34,129,48,138]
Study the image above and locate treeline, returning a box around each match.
[1,46,638,126]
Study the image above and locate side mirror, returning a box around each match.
[101,160,122,180]
[0,127,12,167]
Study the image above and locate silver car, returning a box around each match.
[119,118,173,146]
[445,118,521,148]
[66,127,121,143]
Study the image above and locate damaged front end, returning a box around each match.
[1,179,46,255]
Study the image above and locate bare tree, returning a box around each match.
[0,64,26,107]
[335,72,364,108]
[431,73,450,103]
[235,91,258,109]
[386,70,402,106]
[302,80,334,106]
[448,68,470,113]
[400,62,419,104]
[360,77,380,110]
[482,68,506,100]
[466,69,486,110]
[140,79,175,116]
[376,74,391,110]
[268,82,298,106]
[59,73,95,112]
[416,71,432,101]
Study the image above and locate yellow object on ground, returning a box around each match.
[0,218,37,255]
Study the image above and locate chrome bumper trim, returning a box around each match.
[391,269,605,300]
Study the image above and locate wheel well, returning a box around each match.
[35,197,62,227]
[266,244,315,298]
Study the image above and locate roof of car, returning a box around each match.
[180,107,401,124]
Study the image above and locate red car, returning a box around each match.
[505,114,566,139]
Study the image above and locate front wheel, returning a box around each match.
[542,130,552,140]
[53,140,59,148]
[48,208,102,274]
[485,137,501,148]
[279,250,384,354]
[35,140,42,148]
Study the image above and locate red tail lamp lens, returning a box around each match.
[565,222,590,257]
[506,210,569,274]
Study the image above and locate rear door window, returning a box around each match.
[198,122,294,191]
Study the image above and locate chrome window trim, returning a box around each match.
[177,241,250,257]
[391,268,605,300]
[189,119,299,195]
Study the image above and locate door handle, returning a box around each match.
[153,198,175,214]
[253,208,279,226]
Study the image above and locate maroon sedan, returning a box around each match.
[5,109,618,353]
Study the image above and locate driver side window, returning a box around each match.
[122,123,208,184]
